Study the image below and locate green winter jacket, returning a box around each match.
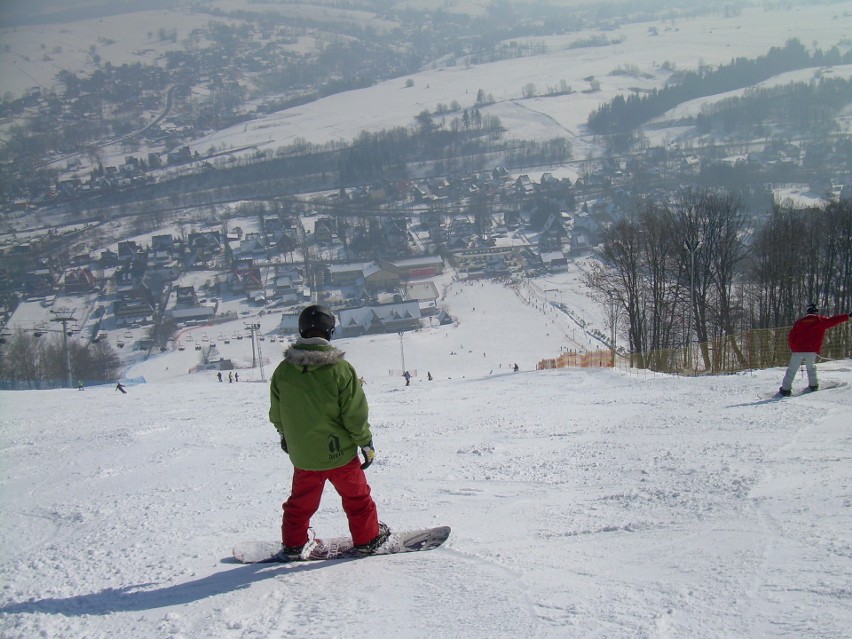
[268,337,371,471]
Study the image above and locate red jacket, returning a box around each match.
[787,313,850,353]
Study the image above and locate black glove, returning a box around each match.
[360,440,376,470]
[280,435,288,453]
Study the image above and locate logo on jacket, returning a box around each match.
[327,434,343,460]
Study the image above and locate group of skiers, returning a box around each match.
[216,371,239,383]
[400,364,519,386]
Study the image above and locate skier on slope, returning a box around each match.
[779,304,850,396]
[268,304,389,559]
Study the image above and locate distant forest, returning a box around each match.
[587,39,852,135]
[695,76,852,136]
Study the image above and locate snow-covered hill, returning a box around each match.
[188,2,852,161]
[6,2,852,176]
[1,281,850,639]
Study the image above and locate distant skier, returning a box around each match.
[234,372,239,382]
[779,304,849,396]
[513,363,519,372]
[403,370,411,386]
[427,371,433,381]
[217,372,222,382]
[115,382,127,394]
[228,371,233,383]
[268,305,389,560]
[77,380,84,391]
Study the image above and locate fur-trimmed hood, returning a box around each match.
[283,337,345,368]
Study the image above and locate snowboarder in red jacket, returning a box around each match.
[779,304,850,396]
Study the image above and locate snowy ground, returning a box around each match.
[1,281,850,639]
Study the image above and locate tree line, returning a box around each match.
[587,39,852,135]
[0,330,121,389]
[584,190,852,370]
[695,76,852,137]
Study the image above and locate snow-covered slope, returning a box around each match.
[1,281,850,639]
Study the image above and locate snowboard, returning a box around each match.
[761,379,846,400]
[232,525,451,564]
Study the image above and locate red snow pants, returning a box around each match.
[282,456,379,547]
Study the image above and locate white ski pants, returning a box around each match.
[780,352,818,391]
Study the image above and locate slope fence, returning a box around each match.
[537,324,852,375]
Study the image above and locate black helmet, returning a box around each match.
[806,303,819,315]
[299,305,336,338]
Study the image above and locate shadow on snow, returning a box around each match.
[0,558,349,617]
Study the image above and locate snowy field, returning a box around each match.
[185,2,852,162]
[1,281,850,638]
[5,2,852,175]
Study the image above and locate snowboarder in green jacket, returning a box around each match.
[268,305,389,559]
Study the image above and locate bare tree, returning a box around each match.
[747,201,852,327]
[817,199,852,312]
[589,189,752,371]
[748,204,799,327]
[635,201,682,357]
[86,340,121,381]
[705,192,750,367]
[0,329,120,388]
[587,216,648,367]
[672,190,750,368]
[0,328,44,388]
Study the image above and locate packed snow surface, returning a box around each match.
[1,281,850,638]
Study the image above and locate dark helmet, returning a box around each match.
[806,303,819,315]
[299,304,336,338]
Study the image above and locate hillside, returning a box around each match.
[3,1,852,175]
[1,282,850,638]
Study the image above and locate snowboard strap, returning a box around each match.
[300,527,318,559]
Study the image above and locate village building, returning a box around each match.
[336,300,423,337]
[63,267,97,294]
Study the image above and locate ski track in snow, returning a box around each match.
[1,281,851,638]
